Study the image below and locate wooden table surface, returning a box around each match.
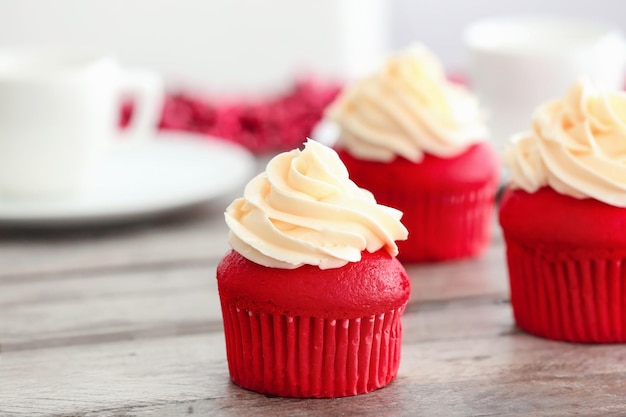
[1,188,626,417]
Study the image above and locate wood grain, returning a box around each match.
[2,208,626,417]
[3,299,626,417]
[0,195,234,280]
[0,265,221,351]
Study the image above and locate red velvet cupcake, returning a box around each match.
[217,139,410,397]
[325,44,499,262]
[500,79,626,343]
[337,142,498,261]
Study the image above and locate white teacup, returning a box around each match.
[0,47,163,199]
[463,16,626,151]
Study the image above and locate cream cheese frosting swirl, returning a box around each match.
[504,79,626,207]
[325,43,487,163]
[225,139,408,269]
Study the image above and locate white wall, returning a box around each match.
[391,0,626,74]
[0,0,390,94]
[0,0,625,92]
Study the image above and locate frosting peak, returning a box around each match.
[505,79,626,207]
[326,44,488,163]
[225,139,408,269]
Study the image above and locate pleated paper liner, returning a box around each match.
[220,303,406,398]
[505,241,626,343]
[386,181,497,262]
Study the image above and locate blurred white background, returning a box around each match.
[0,0,624,93]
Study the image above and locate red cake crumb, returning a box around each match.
[122,79,342,154]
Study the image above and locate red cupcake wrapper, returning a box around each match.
[506,241,626,343]
[386,182,496,262]
[220,303,406,398]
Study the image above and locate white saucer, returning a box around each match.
[0,132,257,227]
